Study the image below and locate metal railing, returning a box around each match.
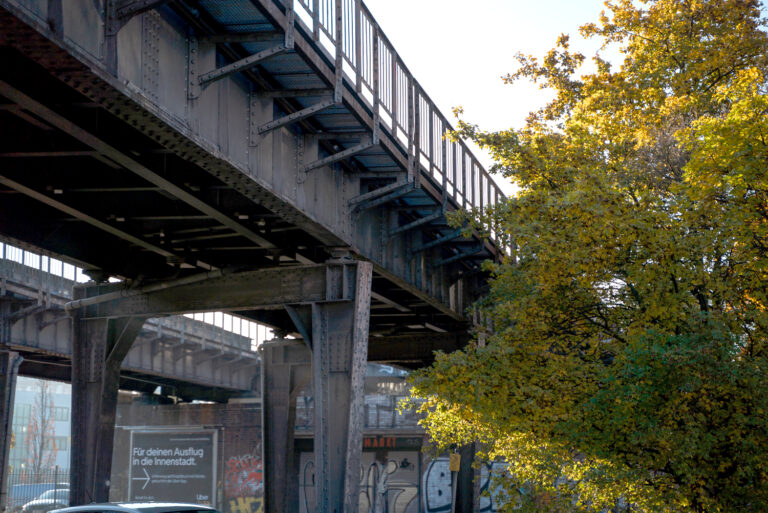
[5,468,69,513]
[288,0,506,247]
[294,393,422,431]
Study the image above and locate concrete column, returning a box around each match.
[261,341,311,513]
[0,350,23,513]
[69,284,146,505]
[312,261,372,513]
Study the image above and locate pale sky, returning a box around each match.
[362,0,611,195]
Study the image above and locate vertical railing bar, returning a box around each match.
[462,151,468,208]
[499,188,503,245]
[372,23,380,143]
[479,174,485,212]
[441,123,447,208]
[428,104,434,177]
[355,0,362,92]
[313,0,319,40]
[414,86,421,188]
[452,138,458,201]
[284,0,295,49]
[407,76,414,184]
[457,147,463,203]
[391,55,397,138]
[334,0,343,102]
[486,175,491,214]
[469,159,473,208]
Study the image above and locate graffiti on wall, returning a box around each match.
[225,453,264,513]
[423,457,452,513]
[299,452,420,513]
[478,462,506,513]
[252,450,503,513]
[228,496,263,513]
[422,457,504,513]
[359,459,419,513]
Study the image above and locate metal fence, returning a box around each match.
[5,468,69,513]
[295,393,422,431]
[287,0,507,248]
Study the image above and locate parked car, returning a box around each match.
[21,488,70,513]
[8,484,69,513]
[50,503,220,513]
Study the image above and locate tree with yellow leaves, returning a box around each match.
[409,1,768,511]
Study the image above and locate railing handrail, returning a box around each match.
[284,0,506,248]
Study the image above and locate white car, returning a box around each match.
[50,503,220,513]
[21,489,69,513]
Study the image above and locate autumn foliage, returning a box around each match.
[409,1,768,511]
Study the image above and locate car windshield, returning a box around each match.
[36,490,68,500]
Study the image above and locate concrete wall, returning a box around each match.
[111,400,503,513]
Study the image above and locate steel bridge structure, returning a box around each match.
[0,1,502,513]
[1,245,262,397]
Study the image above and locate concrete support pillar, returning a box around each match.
[0,350,23,513]
[312,261,372,513]
[261,341,311,513]
[69,284,146,505]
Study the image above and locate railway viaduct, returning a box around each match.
[0,1,504,513]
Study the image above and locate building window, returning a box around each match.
[45,436,69,451]
[12,404,31,422]
[52,406,69,421]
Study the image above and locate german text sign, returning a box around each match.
[129,430,216,506]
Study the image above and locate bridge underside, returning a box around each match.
[0,1,498,512]
[0,4,493,344]
[0,49,468,340]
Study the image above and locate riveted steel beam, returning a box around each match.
[367,332,468,363]
[70,311,147,505]
[0,350,22,512]
[284,304,312,347]
[71,263,361,318]
[410,228,465,254]
[348,180,408,207]
[200,32,281,44]
[258,99,337,134]
[116,0,171,19]
[106,0,170,43]
[311,261,371,513]
[349,182,416,213]
[301,141,375,172]
[0,175,179,261]
[370,291,409,313]
[199,45,288,87]
[0,150,97,158]
[433,246,485,268]
[263,88,332,98]
[261,340,311,513]
[388,211,444,238]
[0,80,275,252]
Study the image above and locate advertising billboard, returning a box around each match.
[128,430,217,506]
